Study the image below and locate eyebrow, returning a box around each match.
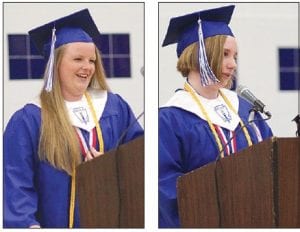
[224,48,238,56]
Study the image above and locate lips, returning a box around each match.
[76,73,89,79]
[222,73,232,79]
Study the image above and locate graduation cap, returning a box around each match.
[28,9,100,91]
[29,8,100,57]
[162,5,235,86]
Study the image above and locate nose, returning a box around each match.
[227,57,237,70]
[81,60,93,70]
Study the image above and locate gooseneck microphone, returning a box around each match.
[236,85,272,118]
[115,111,144,148]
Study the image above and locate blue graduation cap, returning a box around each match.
[29,8,100,57]
[162,5,235,86]
[28,8,100,91]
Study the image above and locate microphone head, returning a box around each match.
[236,85,268,114]
[236,85,247,95]
[236,85,257,105]
[140,66,144,77]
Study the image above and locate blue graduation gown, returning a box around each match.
[4,92,143,228]
[159,90,273,228]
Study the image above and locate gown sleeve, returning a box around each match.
[3,106,40,228]
[159,108,184,228]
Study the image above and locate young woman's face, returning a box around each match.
[58,42,96,101]
[220,36,237,87]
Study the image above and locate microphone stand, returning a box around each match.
[252,104,272,118]
[292,114,300,137]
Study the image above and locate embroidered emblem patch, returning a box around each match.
[214,104,232,123]
[73,107,89,124]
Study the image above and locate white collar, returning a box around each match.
[162,86,240,131]
[29,88,108,131]
[65,89,107,131]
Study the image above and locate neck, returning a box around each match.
[62,92,84,102]
[187,71,220,99]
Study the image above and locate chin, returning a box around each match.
[76,85,89,94]
[221,79,232,88]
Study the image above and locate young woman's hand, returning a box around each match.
[85,147,104,161]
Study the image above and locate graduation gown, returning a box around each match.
[4,90,143,228]
[159,87,273,228]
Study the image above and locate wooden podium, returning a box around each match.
[76,136,144,228]
[177,137,300,228]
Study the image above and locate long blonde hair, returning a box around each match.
[177,35,233,88]
[38,44,109,175]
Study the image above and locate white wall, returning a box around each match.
[3,2,144,128]
[159,2,299,137]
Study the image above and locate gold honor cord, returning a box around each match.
[184,83,224,158]
[85,91,104,154]
[184,82,252,158]
[69,165,76,228]
[69,91,105,228]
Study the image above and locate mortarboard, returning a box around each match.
[162,5,235,86]
[162,5,235,57]
[28,9,100,92]
[29,8,100,58]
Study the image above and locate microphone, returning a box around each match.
[292,114,300,137]
[140,66,144,77]
[236,85,272,118]
[115,111,144,148]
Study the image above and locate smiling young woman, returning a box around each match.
[4,9,143,228]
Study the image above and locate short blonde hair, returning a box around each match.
[177,35,233,88]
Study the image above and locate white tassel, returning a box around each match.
[44,27,56,92]
[197,19,219,86]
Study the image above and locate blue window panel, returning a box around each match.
[113,57,131,77]
[31,59,46,79]
[280,72,299,90]
[279,48,295,67]
[8,34,28,56]
[279,48,299,90]
[30,40,42,55]
[9,59,28,79]
[113,34,130,54]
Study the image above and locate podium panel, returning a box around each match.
[76,136,144,228]
[277,138,300,227]
[177,137,300,228]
